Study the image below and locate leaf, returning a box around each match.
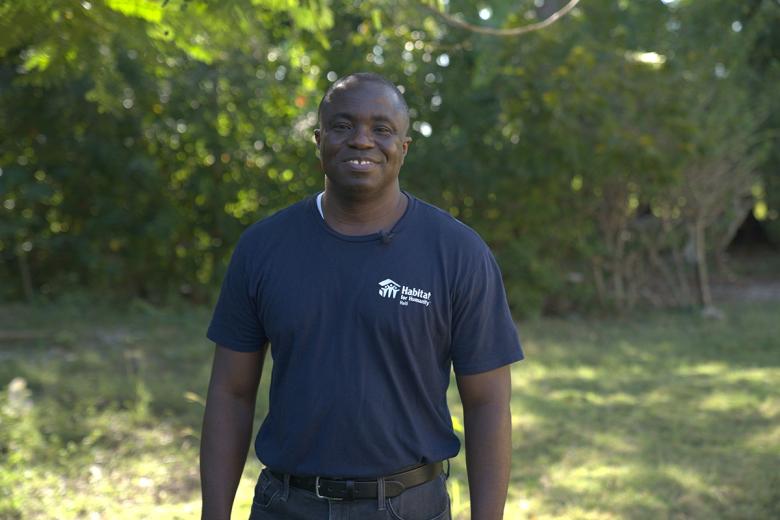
[105,0,163,23]
[21,46,52,72]
[371,9,382,30]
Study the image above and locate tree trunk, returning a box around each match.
[660,218,694,305]
[694,217,713,308]
[591,258,607,306]
[715,196,754,282]
[17,248,34,302]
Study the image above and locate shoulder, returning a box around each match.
[228,197,312,272]
[411,195,491,255]
[236,197,311,249]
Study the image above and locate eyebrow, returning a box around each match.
[329,112,397,128]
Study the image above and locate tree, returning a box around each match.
[1,0,776,314]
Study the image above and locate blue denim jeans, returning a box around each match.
[248,467,452,520]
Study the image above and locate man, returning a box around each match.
[201,72,523,520]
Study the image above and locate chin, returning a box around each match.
[337,180,381,194]
[326,175,396,197]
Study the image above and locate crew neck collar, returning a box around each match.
[309,191,415,242]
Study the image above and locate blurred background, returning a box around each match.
[1,0,778,518]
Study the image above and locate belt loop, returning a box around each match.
[377,476,386,511]
[281,473,291,502]
[445,459,450,479]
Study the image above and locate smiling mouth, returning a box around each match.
[344,159,377,166]
[342,159,380,172]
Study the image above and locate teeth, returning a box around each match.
[348,160,372,165]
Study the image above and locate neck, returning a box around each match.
[322,182,407,236]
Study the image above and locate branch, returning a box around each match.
[420,0,581,37]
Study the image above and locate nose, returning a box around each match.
[348,124,373,149]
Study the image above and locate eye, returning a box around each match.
[332,122,351,131]
[374,126,392,135]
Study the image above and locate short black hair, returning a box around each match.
[317,72,410,132]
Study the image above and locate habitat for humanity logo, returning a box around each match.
[378,279,401,298]
[377,278,432,307]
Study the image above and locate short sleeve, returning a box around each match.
[450,245,524,375]
[206,237,267,352]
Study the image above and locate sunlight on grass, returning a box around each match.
[744,423,780,450]
[758,397,780,419]
[662,464,709,493]
[548,462,633,495]
[722,367,780,384]
[642,386,676,405]
[699,391,758,411]
[676,362,729,376]
[511,411,542,431]
[581,391,637,406]
[589,431,636,454]
[1,301,779,519]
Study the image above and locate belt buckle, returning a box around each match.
[315,476,343,501]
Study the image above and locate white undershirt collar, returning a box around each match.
[316,192,324,219]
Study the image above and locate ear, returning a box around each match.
[313,129,322,159]
[402,136,412,157]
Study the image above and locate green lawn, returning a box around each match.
[1,300,778,519]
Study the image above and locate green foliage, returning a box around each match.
[0,0,332,301]
[0,0,777,313]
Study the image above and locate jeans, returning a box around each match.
[248,467,452,520]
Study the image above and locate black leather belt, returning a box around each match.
[270,461,443,501]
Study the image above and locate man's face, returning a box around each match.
[315,80,411,196]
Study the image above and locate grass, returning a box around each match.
[1,298,779,519]
[501,305,780,519]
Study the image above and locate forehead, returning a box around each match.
[321,80,406,122]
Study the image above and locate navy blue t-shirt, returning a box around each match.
[207,192,523,477]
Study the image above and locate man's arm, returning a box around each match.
[456,364,513,520]
[200,344,268,520]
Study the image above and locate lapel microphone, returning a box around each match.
[380,230,394,245]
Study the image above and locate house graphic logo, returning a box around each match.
[377,278,432,307]
[378,279,401,299]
